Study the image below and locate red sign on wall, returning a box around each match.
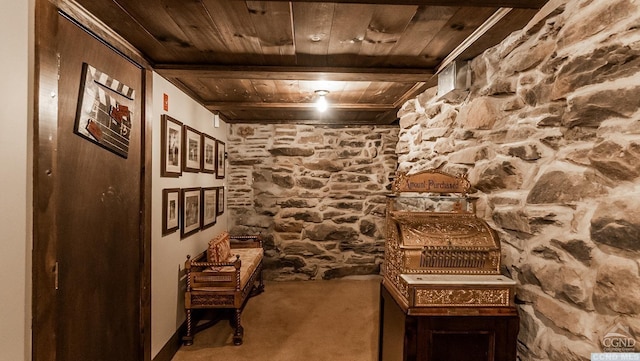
[163,93,169,111]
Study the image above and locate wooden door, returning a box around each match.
[56,15,142,361]
[34,7,148,360]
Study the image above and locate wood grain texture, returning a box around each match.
[72,0,549,123]
[33,2,60,360]
[56,15,144,360]
[262,0,547,8]
[33,3,151,359]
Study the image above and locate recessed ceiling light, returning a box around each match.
[314,90,329,112]
[310,33,325,42]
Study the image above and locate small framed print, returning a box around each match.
[216,140,226,179]
[201,133,216,173]
[216,186,225,216]
[201,187,217,229]
[182,125,201,173]
[162,188,180,235]
[161,115,182,177]
[181,187,201,238]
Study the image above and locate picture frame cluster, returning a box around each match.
[160,114,225,178]
[162,186,225,238]
[160,114,226,239]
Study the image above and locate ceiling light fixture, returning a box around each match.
[315,90,329,112]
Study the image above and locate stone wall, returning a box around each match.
[227,124,398,281]
[396,0,640,359]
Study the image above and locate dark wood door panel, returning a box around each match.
[55,15,143,361]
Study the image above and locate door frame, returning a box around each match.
[32,1,152,360]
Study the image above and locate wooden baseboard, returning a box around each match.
[152,321,187,361]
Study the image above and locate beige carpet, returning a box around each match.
[171,276,381,361]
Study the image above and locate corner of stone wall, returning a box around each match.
[228,124,399,281]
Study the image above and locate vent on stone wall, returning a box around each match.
[437,60,470,101]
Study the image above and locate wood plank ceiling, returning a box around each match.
[71,0,548,125]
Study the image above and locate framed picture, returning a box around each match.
[201,187,217,229]
[182,125,201,173]
[161,115,182,177]
[201,133,216,173]
[162,188,180,235]
[216,140,226,179]
[74,63,136,158]
[216,186,225,216]
[181,187,201,238]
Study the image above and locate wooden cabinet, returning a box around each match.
[379,283,519,361]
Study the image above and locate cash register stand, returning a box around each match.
[379,280,519,361]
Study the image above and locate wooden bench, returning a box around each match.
[182,232,264,346]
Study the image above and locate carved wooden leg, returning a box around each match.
[250,266,265,296]
[232,308,244,346]
[257,267,265,293]
[183,308,194,346]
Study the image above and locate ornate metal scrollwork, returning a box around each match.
[383,168,515,308]
[415,289,511,307]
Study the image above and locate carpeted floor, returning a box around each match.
[171,276,381,361]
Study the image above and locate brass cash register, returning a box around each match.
[383,168,516,310]
[379,170,519,361]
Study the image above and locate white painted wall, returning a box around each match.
[151,73,228,358]
[0,0,33,360]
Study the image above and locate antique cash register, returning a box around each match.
[379,169,519,361]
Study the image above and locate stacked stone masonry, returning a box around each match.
[395,0,640,359]
[227,124,399,281]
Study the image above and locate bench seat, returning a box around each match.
[183,233,264,346]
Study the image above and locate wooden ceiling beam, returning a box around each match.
[205,102,398,111]
[155,65,434,82]
[252,0,547,9]
[223,118,397,125]
[437,7,512,73]
[393,82,430,108]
